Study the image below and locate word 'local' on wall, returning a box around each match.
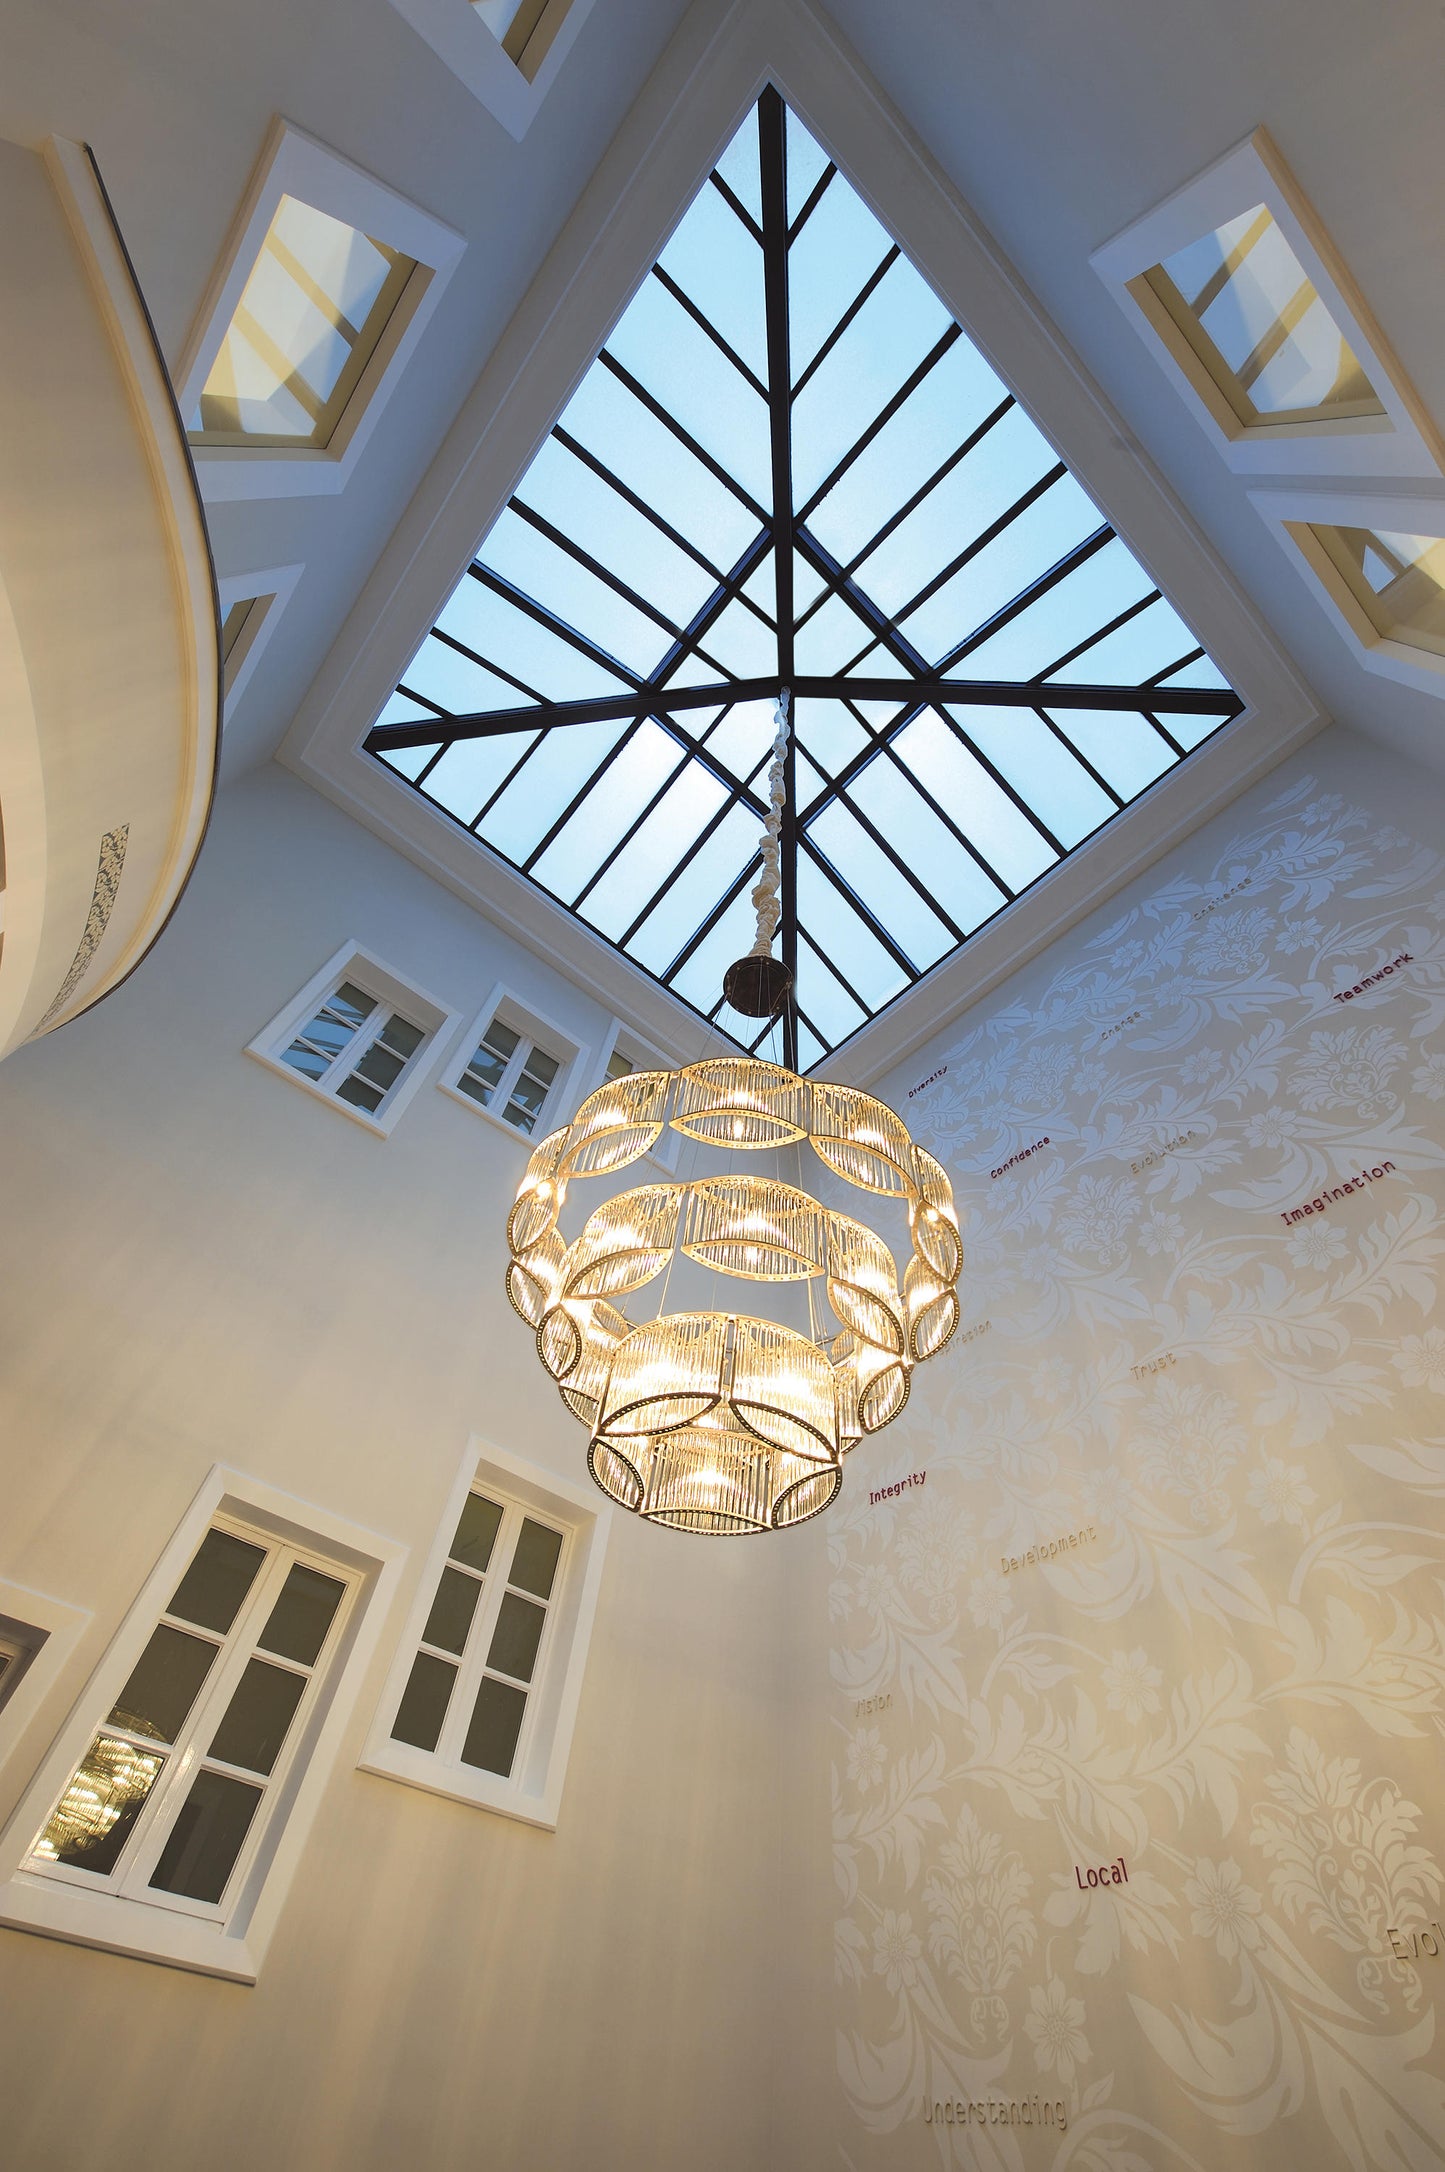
[1076,1855,1129,1890]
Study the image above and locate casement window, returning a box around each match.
[383,0,596,141]
[27,1525,349,1914]
[1092,130,1440,478]
[444,991,582,1139]
[0,1472,401,1981]
[456,1016,561,1133]
[177,122,463,500]
[361,1444,608,1829]
[249,945,456,1136]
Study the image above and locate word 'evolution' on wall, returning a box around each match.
[1280,1163,1396,1225]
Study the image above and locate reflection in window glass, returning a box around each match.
[1305,525,1445,658]
[1143,207,1381,428]
[193,197,419,448]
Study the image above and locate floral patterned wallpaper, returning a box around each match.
[831,753,1445,2168]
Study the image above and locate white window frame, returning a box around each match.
[1091,129,1444,478]
[1249,485,1445,696]
[247,942,459,1137]
[440,982,587,1143]
[0,1580,91,1773]
[593,1018,681,1171]
[217,562,304,713]
[176,120,464,502]
[385,0,597,142]
[360,1440,608,1830]
[0,1467,405,1981]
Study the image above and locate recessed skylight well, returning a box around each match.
[365,90,1241,1068]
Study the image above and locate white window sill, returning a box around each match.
[437,1077,557,1145]
[0,1870,260,1983]
[245,1046,394,1137]
[358,1738,561,1831]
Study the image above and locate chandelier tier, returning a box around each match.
[504,689,962,1536]
[505,1058,962,1535]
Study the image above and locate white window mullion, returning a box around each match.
[434,1505,519,1768]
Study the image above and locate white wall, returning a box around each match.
[0,763,832,2172]
[830,724,1445,2169]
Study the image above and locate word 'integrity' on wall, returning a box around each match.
[991,1137,1049,1179]
[924,2098,1068,2133]
[1001,1525,1097,1574]
[1334,951,1412,1004]
[1280,1163,1396,1225]
[869,1472,927,1506]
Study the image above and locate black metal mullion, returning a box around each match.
[662,855,760,984]
[1039,585,1159,682]
[569,742,697,909]
[710,171,762,241]
[927,702,1067,858]
[1032,709,1125,811]
[646,528,773,693]
[507,498,693,645]
[651,265,769,398]
[889,463,1067,628]
[367,679,771,753]
[470,725,553,832]
[616,779,743,951]
[933,524,1114,675]
[1144,714,1187,757]
[840,394,1016,578]
[430,622,545,706]
[787,163,835,242]
[522,716,650,875]
[796,924,873,1024]
[791,247,899,402]
[796,323,961,524]
[797,827,918,984]
[599,352,768,522]
[468,564,644,692]
[809,776,968,946]
[759,84,798,1071]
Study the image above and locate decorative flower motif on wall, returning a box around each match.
[1184,1857,1265,1960]
[923,1805,1035,2042]
[1054,1175,1141,1268]
[1292,1025,1405,1119]
[1023,1975,1090,2086]
[846,1727,887,1793]
[1245,1458,1317,1527]
[1101,1647,1164,1723]
[1137,1379,1247,1525]
[1192,906,1276,975]
[1285,1220,1349,1270]
[1411,1051,1445,1102]
[1393,1330,1445,1392]
[871,1910,923,1995]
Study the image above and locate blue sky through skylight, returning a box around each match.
[366,90,1241,1069]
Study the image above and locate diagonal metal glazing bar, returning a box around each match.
[796,828,921,984]
[885,463,1068,629]
[795,322,962,525]
[1031,709,1126,810]
[570,694,755,913]
[367,678,772,752]
[805,774,970,947]
[759,84,798,1071]
[617,773,748,952]
[521,714,654,874]
[599,352,769,523]
[931,524,1115,676]
[466,563,648,691]
[423,624,545,705]
[834,393,1016,584]
[787,162,835,244]
[1034,586,1161,681]
[711,169,762,242]
[661,853,760,985]
[791,246,900,403]
[651,265,769,398]
[797,925,874,1028]
[1145,646,1206,686]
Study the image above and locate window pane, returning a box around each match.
[282,1040,333,1082]
[391,1652,457,1753]
[381,1017,425,1061]
[487,1593,546,1683]
[108,1626,218,1745]
[259,1564,346,1667]
[331,983,377,1025]
[168,1529,266,1634]
[352,1044,405,1095]
[509,1518,563,1600]
[336,1075,385,1114]
[422,1566,482,1656]
[207,1660,307,1777]
[148,1770,263,1904]
[35,1735,165,1876]
[461,1676,528,1776]
[451,1493,504,1573]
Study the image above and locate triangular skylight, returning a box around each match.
[367,89,1242,1070]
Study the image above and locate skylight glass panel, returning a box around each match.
[367,88,1243,1066]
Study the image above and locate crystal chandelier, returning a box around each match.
[504,695,962,1535]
